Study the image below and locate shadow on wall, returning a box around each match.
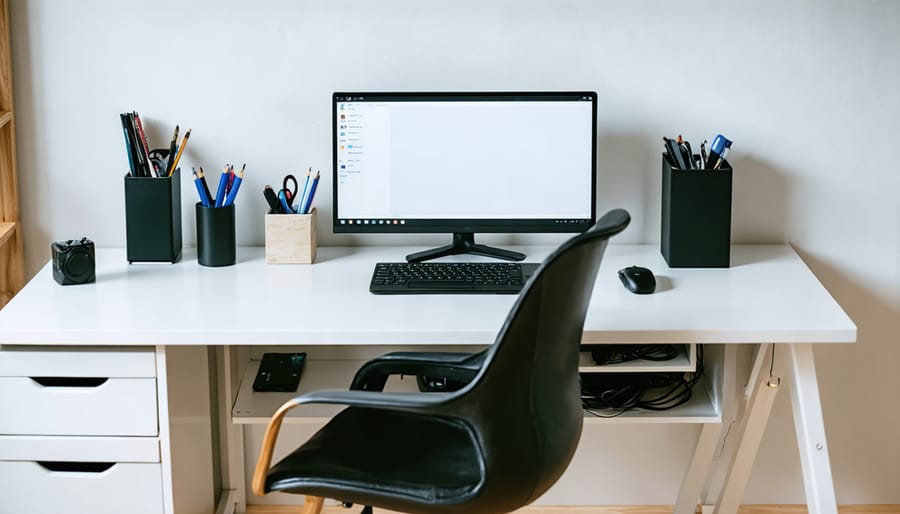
[594,135,793,246]
[8,1,53,279]
[729,155,789,244]
[595,132,660,243]
[764,248,900,501]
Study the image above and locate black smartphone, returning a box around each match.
[252,352,306,392]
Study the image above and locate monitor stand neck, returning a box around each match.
[406,232,526,263]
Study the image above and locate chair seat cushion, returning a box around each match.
[266,406,484,505]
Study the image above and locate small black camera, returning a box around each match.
[52,237,96,285]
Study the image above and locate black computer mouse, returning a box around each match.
[618,266,656,294]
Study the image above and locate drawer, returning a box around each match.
[0,435,160,463]
[0,376,158,436]
[0,346,156,377]
[0,461,164,514]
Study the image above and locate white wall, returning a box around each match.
[10,0,900,505]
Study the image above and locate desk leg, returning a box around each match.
[713,345,781,514]
[674,423,721,514]
[787,343,838,514]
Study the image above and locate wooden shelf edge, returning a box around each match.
[0,221,15,247]
[0,110,11,129]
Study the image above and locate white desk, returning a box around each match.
[0,245,856,514]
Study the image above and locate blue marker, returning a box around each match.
[708,134,733,170]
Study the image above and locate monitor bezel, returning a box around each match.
[332,91,598,234]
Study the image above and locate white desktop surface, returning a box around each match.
[0,245,855,347]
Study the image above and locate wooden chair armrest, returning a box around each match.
[252,397,303,496]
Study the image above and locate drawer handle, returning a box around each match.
[37,461,116,473]
[30,377,109,388]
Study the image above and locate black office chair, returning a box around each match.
[253,209,631,514]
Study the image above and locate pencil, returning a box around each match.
[197,167,214,207]
[165,125,179,176]
[224,163,245,207]
[168,128,191,177]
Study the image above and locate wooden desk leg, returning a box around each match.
[674,423,721,514]
[713,345,781,514]
[787,343,838,514]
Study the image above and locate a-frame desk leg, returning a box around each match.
[713,343,838,514]
[787,343,838,514]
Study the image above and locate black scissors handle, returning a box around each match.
[281,174,299,205]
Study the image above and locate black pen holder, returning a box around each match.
[196,203,236,267]
[660,156,732,268]
[124,169,182,263]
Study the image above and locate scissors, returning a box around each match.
[148,149,170,177]
[278,174,299,213]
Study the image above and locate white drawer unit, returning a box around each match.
[0,346,165,512]
[0,345,159,437]
[0,433,163,514]
[0,376,158,436]
[0,461,164,514]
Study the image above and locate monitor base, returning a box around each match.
[406,233,526,263]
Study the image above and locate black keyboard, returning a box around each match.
[370,262,540,294]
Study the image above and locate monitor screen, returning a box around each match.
[333,92,596,236]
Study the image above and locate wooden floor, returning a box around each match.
[247,505,900,514]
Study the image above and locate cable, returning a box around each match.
[590,344,679,365]
[581,346,704,417]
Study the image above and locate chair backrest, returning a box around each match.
[445,209,630,513]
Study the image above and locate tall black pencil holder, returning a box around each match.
[660,156,732,268]
[124,169,182,263]
[196,203,236,267]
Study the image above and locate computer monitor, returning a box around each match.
[333,91,597,262]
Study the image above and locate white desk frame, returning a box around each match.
[0,245,856,514]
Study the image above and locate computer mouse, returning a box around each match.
[618,266,656,294]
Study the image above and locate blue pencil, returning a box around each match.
[192,168,211,207]
[224,164,245,207]
[214,166,229,207]
[300,171,320,214]
[295,167,311,212]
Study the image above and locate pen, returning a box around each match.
[168,128,191,177]
[708,134,733,170]
[214,165,229,207]
[700,140,708,169]
[663,137,687,169]
[300,171,320,214]
[166,125,179,176]
[224,164,245,207]
[192,167,212,207]
[263,185,283,213]
[676,135,693,170]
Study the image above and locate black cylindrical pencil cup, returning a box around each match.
[660,155,732,268]
[124,169,183,263]
[196,203,236,267]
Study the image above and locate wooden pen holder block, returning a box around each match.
[265,208,317,264]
